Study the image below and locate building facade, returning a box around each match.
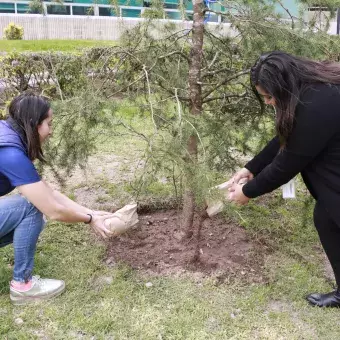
[0,0,299,21]
[0,1,337,40]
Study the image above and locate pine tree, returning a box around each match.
[20,1,339,251]
[96,0,340,239]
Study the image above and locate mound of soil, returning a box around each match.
[106,210,268,282]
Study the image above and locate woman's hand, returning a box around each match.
[90,215,114,239]
[231,168,254,184]
[228,183,250,205]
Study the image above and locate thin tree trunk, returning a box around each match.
[183,0,205,237]
[182,136,197,238]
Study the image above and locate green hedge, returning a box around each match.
[0,47,120,117]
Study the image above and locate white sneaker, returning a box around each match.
[10,275,65,305]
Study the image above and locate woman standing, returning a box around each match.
[0,93,113,305]
[228,51,340,308]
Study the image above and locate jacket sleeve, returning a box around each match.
[244,136,280,176]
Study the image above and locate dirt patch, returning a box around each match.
[106,210,268,282]
[45,152,144,191]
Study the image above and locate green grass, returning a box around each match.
[0,39,115,52]
[1,116,340,339]
[0,215,338,339]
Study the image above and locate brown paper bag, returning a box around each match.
[205,178,247,217]
[104,203,139,237]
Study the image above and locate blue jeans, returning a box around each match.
[0,194,44,282]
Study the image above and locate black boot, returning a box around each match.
[306,290,340,307]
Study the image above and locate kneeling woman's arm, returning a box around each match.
[18,181,113,239]
[42,180,97,215]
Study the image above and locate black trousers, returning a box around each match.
[314,201,340,287]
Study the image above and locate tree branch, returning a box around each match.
[143,64,157,131]
[202,67,233,78]
[158,50,190,63]
[107,59,158,98]
[203,92,247,104]
[277,0,296,29]
[155,79,190,102]
[202,69,249,99]
[107,72,145,98]
[201,51,219,72]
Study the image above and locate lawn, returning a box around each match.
[0,42,339,338]
[1,115,340,339]
[0,39,115,53]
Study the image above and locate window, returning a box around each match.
[0,3,15,13]
[164,3,178,9]
[121,0,142,6]
[166,11,181,20]
[144,0,179,9]
[121,8,141,17]
[46,4,71,15]
[165,0,178,4]
[72,6,94,15]
[206,13,218,23]
[99,7,116,16]
[17,4,30,13]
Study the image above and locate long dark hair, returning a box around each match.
[8,92,50,161]
[250,51,340,145]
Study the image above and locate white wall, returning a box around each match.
[0,14,336,40]
[0,15,145,40]
[0,15,235,40]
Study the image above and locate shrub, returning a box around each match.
[0,47,119,102]
[141,8,165,19]
[3,23,24,40]
[28,0,44,14]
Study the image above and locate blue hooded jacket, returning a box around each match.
[0,119,40,196]
[0,120,27,152]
